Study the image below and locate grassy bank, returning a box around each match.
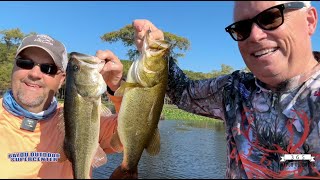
[162,104,221,122]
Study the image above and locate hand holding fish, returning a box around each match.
[132,19,164,52]
[96,50,123,92]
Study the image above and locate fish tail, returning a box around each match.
[109,165,138,179]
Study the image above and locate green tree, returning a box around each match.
[212,64,234,78]
[120,60,133,78]
[100,24,190,61]
[242,66,251,72]
[0,43,16,90]
[0,28,24,50]
[220,64,234,74]
[0,62,13,89]
[183,70,210,80]
[0,28,34,90]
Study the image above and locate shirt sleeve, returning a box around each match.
[107,94,122,113]
[166,57,232,120]
[98,114,122,154]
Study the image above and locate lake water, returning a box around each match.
[93,119,227,179]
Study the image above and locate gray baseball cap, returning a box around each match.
[15,34,68,72]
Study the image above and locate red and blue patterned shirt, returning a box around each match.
[166,52,320,178]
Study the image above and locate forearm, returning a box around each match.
[166,57,190,104]
[166,57,228,119]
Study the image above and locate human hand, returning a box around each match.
[96,50,123,92]
[132,19,164,52]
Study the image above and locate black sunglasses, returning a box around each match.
[15,58,59,75]
[225,2,306,41]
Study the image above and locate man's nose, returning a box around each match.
[247,23,268,42]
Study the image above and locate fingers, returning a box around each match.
[96,49,120,65]
[132,19,164,52]
[95,50,123,90]
[96,50,122,72]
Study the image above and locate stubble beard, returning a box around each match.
[16,89,45,108]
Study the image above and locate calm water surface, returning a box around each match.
[93,119,227,179]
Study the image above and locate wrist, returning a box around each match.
[107,85,115,96]
[107,78,126,96]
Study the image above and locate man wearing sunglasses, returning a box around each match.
[0,34,124,178]
[133,1,320,179]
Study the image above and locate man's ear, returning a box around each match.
[307,7,318,35]
[58,73,66,89]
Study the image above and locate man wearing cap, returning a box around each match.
[0,34,123,178]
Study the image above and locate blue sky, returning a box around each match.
[0,1,319,73]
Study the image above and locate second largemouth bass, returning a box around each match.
[110,31,170,179]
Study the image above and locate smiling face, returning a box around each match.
[11,47,65,113]
[234,1,318,89]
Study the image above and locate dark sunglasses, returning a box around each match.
[225,2,306,41]
[15,58,59,75]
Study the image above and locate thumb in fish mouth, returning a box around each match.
[109,165,138,179]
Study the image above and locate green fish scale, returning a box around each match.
[118,78,167,169]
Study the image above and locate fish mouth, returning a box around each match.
[79,58,105,71]
[70,52,105,71]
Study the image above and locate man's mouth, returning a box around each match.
[253,47,278,58]
[25,82,42,88]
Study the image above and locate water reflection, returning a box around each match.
[93,119,227,179]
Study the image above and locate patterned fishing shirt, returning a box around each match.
[166,51,320,178]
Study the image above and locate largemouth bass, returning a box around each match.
[110,31,170,179]
[63,52,109,179]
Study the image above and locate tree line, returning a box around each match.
[0,26,250,97]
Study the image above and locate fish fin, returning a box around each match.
[110,165,138,179]
[114,82,143,96]
[91,145,108,168]
[145,128,161,156]
[100,103,112,117]
[110,130,123,153]
[113,81,129,96]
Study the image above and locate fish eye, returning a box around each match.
[73,64,79,72]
